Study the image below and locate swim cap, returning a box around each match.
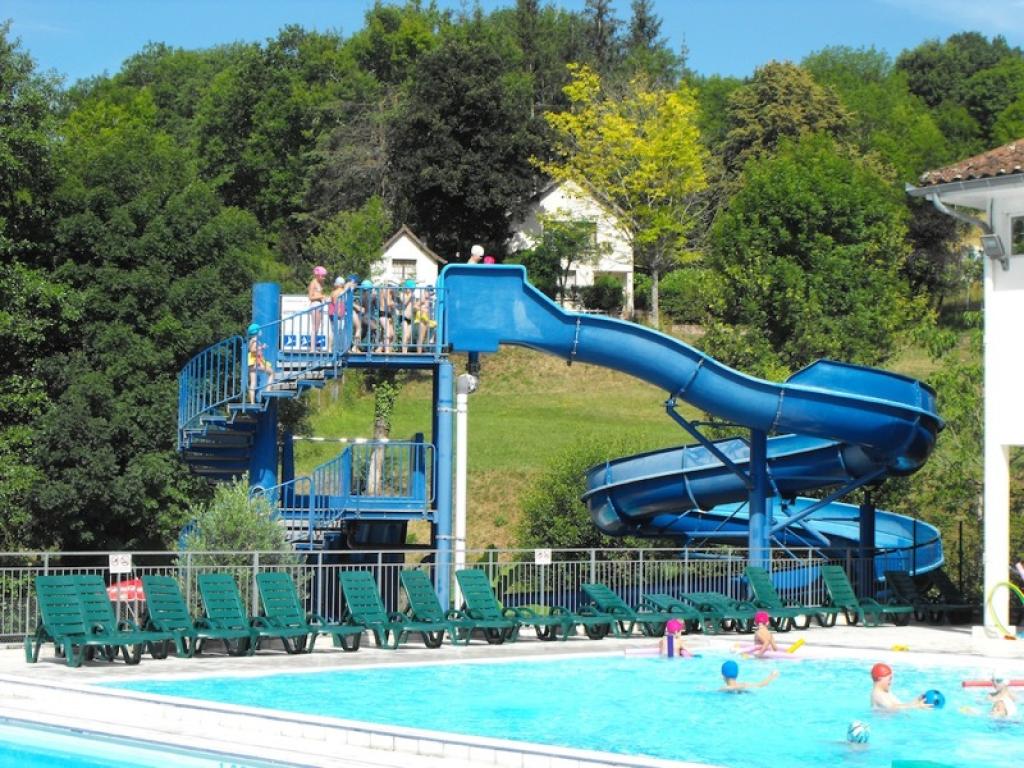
[404,279,416,288]
[871,663,892,681]
[482,255,496,264]
[360,280,373,289]
[334,276,345,286]
[755,611,769,625]
[313,265,327,277]
[471,244,484,257]
[246,323,260,336]
[665,619,684,634]
[992,674,1008,688]
[721,660,739,679]
[347,274,359,282]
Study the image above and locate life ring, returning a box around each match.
[985,581,1024,638]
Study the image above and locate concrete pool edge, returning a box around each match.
[0,672,713,768]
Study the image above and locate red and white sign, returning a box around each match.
[106,577,145,602]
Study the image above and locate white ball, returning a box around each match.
[846,720,870,744]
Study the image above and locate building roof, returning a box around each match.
[918,138,1024,187]
[380,225,447,265]
[532,178,628,221]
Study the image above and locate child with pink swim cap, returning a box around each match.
[752,610,778,657]
[659,618,692,658]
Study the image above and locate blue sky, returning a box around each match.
[8,0,1024,85]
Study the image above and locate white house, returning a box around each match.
[508,179,635,315]
[369,225,448,286]
[908,138,1024,635]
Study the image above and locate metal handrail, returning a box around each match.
[177,335,245,446]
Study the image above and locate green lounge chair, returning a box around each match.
[637,593,706,634]
[339,570,446,649]
[400,569,517,645]
[141,574,256,657]
[883,570,973,625]
[75,574,179,661]
[456,568,616,641]
[256,572,363,652]
[580,583,665,636]
[25,575,137,667]
[681,591,759,633]
[926,570,976,624]
[744,566,839,630]
[197,572,312,654]
[821,565,913,627]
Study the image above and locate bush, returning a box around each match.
[659,267,720,324]
[579,274,624,313]
[633,273,652,311]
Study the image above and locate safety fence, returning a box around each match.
[0,546,926,642]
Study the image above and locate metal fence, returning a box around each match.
[0,547,905,642]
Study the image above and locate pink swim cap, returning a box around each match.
[755,611,770,625]
[313,265,327,277]
[665,619,684,634]
[482,255,496,264]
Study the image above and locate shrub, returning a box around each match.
[659,267,720,324]
[579,274,624,313]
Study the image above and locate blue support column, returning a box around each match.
[433,360,455,608]
[858,491,877,595]
[748,428,771,570]
[249,283,280,492]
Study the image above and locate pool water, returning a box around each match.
[0,719,285,768]
[111,654,1024,768]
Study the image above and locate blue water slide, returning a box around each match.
[441,265,944,573]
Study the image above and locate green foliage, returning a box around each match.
[658,266,722,325]
[895,32,1017,108]
[386,28,543,258]
[579,273,624,313]
[706,134,926,374]
[516,436,660,550]
[511,215,600,301]
[720,61,852,176]
[304,195,392,280]
[182,480,301,564]
[992,94,1024,145]
[632,272,651,311]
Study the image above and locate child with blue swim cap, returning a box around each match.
[720,659,779,692]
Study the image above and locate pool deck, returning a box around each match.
[1,622,1022,768]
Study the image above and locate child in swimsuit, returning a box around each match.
[990,675,1018,718]
[246,325,274,403]
[659,618,691,658]
[752,611,778,656]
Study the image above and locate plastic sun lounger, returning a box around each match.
[25,576,139,667]
[580,583,665,636]
[197,573,313,654]
[400,569,517,645]
[744,565,840,630]
[256,572,363,652]
[637,593,706,634]
[141,574,256,657]
[456,568,617,641]
[339,570,446,650]
[74,574,180,661]
[821,565,913,627]
[883,570,973,625]
[681,591,759,634]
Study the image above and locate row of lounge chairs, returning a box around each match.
[26,564,973,667]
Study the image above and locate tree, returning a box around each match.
[705,134,926,375]
[385,28,543,258]
[582,0,622,77]
[509,215,601,302]
[895,32,1017,109]
[303,195,392,280]
[621,0,680,87]
[538,64,708,327]
[961,57,1024,143]
[720,61,852,176]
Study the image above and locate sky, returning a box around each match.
[7,0,1024,85]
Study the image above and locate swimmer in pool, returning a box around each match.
[721,660,778,692]
[870,663,930,711]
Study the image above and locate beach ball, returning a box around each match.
[846,720,870,744]
[923,689,945,709]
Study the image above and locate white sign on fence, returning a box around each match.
[534,548,552,565]
[108,553,132,574]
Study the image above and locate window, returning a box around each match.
[392,259,417,282]
[1011,216,1024,256]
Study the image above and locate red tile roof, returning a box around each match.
[919,139,1024,186]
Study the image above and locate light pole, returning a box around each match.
[453,372,478,608]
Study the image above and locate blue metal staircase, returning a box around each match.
[177,285,444,539]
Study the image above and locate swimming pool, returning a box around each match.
[0,718,290,768]
[111,654,1024,768]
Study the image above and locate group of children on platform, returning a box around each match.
[655,608,1019,716]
